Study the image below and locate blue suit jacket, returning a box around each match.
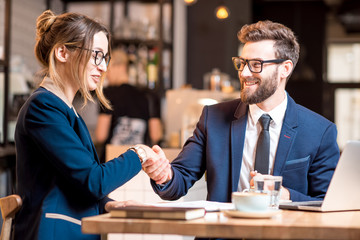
[152,95,340,202]
[14,88,141,240]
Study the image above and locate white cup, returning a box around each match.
[231,192,270,212]
[253,175,283,209]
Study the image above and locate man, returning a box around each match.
[143,20,340,204]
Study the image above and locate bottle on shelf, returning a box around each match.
[127,44,138,86]
[137,44,149,87]
[147,47,158,89]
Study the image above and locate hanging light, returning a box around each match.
[184,0,197,6]
[215,5,230,20]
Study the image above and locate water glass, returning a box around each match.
[253,175,283,209]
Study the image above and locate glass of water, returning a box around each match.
[253,175,283,209]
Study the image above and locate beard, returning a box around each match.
[240,69,279,105]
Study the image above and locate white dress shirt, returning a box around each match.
[238,93,288,191]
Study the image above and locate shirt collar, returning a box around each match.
[40,77,79,117]
[249,92,288,126]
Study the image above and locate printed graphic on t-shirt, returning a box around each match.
[110,116,146,145]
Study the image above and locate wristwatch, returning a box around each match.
[129,145,148,164]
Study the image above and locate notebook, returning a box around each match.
[110,205,206,220]
[279,140,360,212]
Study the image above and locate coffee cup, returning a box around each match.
[231,192,270,212]
[253,175,283,209]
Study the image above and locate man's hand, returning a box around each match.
[249,170,258,189]
[142,145,173,185]
[280,186,290,200]
[249,171,290,200]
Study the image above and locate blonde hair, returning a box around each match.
[35,10,111,109]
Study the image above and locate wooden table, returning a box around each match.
[82,210,360,239]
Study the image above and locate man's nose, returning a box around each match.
[240,64,252,78]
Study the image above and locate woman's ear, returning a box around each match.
[280,60,293,79]
[54,45,69,63]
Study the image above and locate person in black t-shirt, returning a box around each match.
[95,49,163,162]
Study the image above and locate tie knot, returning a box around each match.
[259,114,271,131]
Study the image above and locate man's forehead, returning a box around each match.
[241,40,276,58]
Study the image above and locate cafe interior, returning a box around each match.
[1,0,360,239]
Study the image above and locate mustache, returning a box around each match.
[240,77,261,83]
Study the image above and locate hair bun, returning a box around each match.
[36,10,57,39]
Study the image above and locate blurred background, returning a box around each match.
[2,0,360,151]
[2,0,360,239]
[0,0,359,145]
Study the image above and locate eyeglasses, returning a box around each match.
[232,57,286,73]
[73,46,111,67]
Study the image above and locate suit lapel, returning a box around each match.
[231,103,248,192]
[273,95,298,175]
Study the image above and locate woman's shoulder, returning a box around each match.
[29,87,64,105]
[24,87,71,116]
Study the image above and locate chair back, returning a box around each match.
[0,194,22,240]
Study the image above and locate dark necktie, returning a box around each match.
[255,114,271,174]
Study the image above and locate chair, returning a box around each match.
[0,194,22,240]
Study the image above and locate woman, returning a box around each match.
[14,10,167,240]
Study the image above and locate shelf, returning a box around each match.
[58,0,174,91]
[324,82,360,89]
[0,60,5,72]
[112,38,172,49]
[61,0,171,3]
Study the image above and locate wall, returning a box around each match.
[9,0,44,75]
[186,0,252,89]
[253,0,327,115]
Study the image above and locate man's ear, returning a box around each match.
[280,60,293,79]
[54,45,69,63]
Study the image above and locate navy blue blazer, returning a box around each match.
[14,88,141,240]
[152,95,340,202]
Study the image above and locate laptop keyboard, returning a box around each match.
[281,200,323,207]
[302,202,323,207]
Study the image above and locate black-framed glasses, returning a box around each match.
[73,46,111,67]
[232,57,287,73]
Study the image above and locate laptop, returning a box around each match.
[279,140,360,212]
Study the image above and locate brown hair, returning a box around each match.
[238,20,300,79]
[35,10,111,109]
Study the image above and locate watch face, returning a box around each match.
[138,148,147,159]
[137,147,147,160]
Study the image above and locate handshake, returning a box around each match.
[105,144,173,212]
[131,144,173,185]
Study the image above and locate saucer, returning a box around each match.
[223,209,281,219]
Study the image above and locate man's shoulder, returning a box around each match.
[204,98,246,121]
[210,98,242,110]
[289,99,334,127]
